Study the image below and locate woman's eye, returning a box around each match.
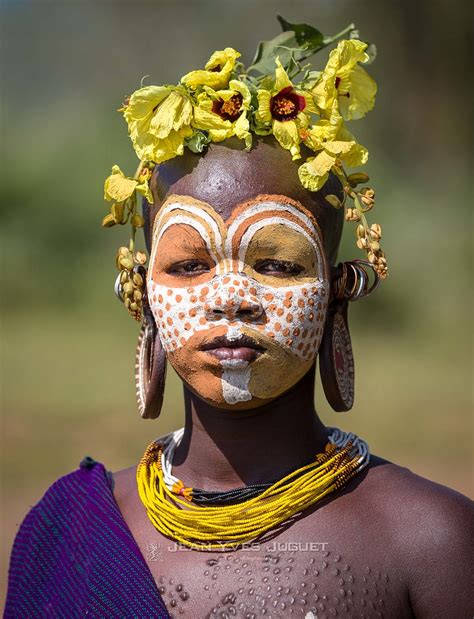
[167,260,211,275]
[254,259,304,276]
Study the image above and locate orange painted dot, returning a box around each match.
[167,317,173,326]
[312,287,319,294]
[298,312,305,322]
[165,303,171,310]
[242,279,249,287]
[213,282,219,289]
[302,288,308,296]
[286,313,293,323]
[229,287,235,293]
[298,342,304,350]
[158,294,163,303]
[178,312,185,319]
[285,291,293,299]
[190,295,197,303]
[257,324,265,331]
[283,328,290,337]
[184,322,191,330]
[166,330,172,338]
[153,294,157,303]
[276,308,284,317]
[283,299,292,308]
[238,289,245,297]
[308,298,315,306]
[298,299,305,308]
[249,287,257,295]
[223,276,231,284]
[167,289,173,296]
[293,327,300,336]
[173,328,179,337]
[264,293,274,302]
[216,298,222,306]
[309,312,314,321]
[274,323,281,332]
[180,337,186,346]
[158,309,163,318]
[286,338,293,346]
[189,308,197,317]
[233,280,240,286]
[268,332,275,338]
[175,294,182,302]
[199,317,207,325]
[187,287,194,294]
[268,304,277,312]
[200,287,209,296]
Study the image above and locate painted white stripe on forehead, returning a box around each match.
[154,201,224,254]
[225,201,320,256]
[150,202,224,275]
[237,217,323,273]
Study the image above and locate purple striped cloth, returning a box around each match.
[5,457,170,617]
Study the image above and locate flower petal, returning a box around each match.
[104,167,137,202]
[272,119,301,160]
[298,151,336,191]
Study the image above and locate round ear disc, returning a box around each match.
[319,301,354,412]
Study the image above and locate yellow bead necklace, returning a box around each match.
[136,427,369,550]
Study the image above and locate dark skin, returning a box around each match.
[113,137,473,618]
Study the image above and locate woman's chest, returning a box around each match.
[142,534,410,618]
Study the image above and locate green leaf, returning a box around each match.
[248,31,297,75]
[277,15,325,49]
[246,16,357,77]
[185,131,211,153]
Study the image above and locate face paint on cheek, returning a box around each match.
[147,272,329,404]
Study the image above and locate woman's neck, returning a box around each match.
[171,367,329,491]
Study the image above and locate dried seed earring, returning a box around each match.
[319,260,380,412]
[115,266,167,419]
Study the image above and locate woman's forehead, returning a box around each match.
[144,138,344,263]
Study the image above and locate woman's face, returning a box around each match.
[147,193,330,409]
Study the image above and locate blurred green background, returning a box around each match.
[1,0,472,602]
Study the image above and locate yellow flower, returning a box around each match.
[312,39,377,121]
[122,86,193,163]
[255,57,318,161]
[298,103,368,191]
[181,48,241,90]
[104,165,153,204]
[192,80,252,149]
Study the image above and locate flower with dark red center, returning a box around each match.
[212,93,244,121]
[270,86,307,122]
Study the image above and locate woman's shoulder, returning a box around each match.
[5,455,170,617]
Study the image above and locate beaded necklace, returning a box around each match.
[136,427,369,550]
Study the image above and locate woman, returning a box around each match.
[6,20,472,619]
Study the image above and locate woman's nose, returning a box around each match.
[204,277,263,321]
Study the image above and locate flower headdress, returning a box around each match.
[102,16,387,322]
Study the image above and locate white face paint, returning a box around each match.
[147,194,330,407]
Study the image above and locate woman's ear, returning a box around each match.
[318,260,380,412]
[135,281,167,420]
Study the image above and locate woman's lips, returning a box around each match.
[200,334,265,363]
[206,347,261,362]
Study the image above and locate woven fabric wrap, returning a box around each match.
[5,458,170,618]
